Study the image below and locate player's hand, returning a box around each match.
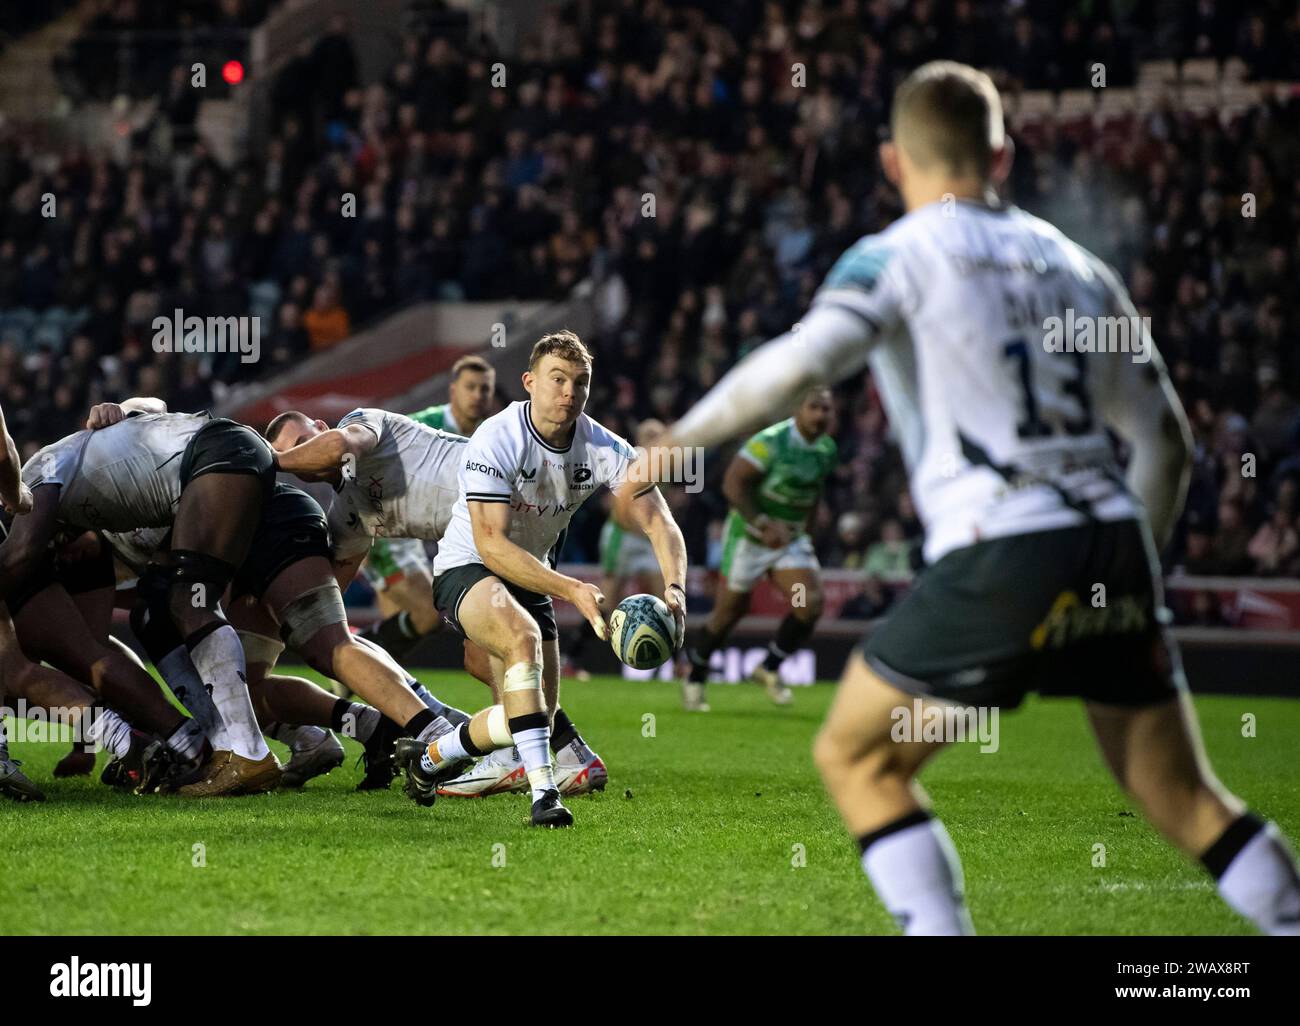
[568,580,608,640]
[3,482,33,516]
[757,516,791,548]
[663,583,687,651]
[85,403,127,430]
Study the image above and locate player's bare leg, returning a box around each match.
[682,583,750,711]
[165,471,277,794]
[398,575,571,825]
[359,567,442,663]
[14,583,205,773]
[813,651,971,935]
[257,556,456,792]
[757,567,824,705]
[1087,695,1300,934]
[1,616,170,797]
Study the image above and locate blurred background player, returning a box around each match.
[561,418,668,681]
[624,61,1300,936]
[682,389,837,710]
[357,355,496,664]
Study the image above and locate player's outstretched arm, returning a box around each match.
[275,424,378,481]
[469,500,607,638]
[627,486,688,646]
[0,405,31,515]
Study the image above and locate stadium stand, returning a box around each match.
[1,0,1298,610]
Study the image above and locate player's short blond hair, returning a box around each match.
[891,60,1004,178]
[529,330,593,371]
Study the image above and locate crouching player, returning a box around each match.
[395,331,688,827]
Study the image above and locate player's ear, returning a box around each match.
[879,141,901,188]
[991,138,1014,188]
[314,419,328,432]
[521,370,533,395]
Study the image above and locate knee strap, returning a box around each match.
[486,704,514,747]
[169,549,237,612]
[280,584,347,651]
[503,661,543,693]
[237,630,286,670]
[130,568,185,661]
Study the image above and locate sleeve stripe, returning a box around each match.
[736,449,767,471]
[466,494,511,503]
[632,484,658,498]
[813,297,882,334]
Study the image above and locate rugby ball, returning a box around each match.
[608,594,678,670]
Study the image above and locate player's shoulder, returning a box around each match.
[578,412,636,460]
[821,224,909,294]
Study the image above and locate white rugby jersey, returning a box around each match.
[327,408,468,561]
[22,413,211,531]
[434,400,640,574]
[103,526,171,576]
[812,200,1143,561]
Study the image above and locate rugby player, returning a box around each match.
[357,355,496,662]
[682,391,837,710]
[392,331,687,827]
[617,62,1300,934]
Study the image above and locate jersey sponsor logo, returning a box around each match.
[510,498,576,517]
[467,460,504,479]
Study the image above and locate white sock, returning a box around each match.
[0,718,10,761]
[158,646,230,751]
[512,726,554,803]
[188,625,269,761]
[270,723,330,753]
[860,813,975,936]
[166,719,206,760]
[1212,818,1300,936]
[86,708,135,760]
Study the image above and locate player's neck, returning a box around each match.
[903,179,1000,212]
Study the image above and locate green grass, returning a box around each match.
[2,671,1296,935]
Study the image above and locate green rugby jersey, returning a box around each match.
[734,418,837,528]
[406,403,464,435]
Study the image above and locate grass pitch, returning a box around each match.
[2,670,1296,935]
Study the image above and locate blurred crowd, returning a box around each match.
[1,0,1299,602]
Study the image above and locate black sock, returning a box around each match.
[360,611,423,661]
[687,628,720,683]
[762,613,816,671]
[563,627,589,662]
[403,708,435,737]
[1201,813,1266,879]
[551,707,582,753]
[458,721,488,757]
[329,698,352,733]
